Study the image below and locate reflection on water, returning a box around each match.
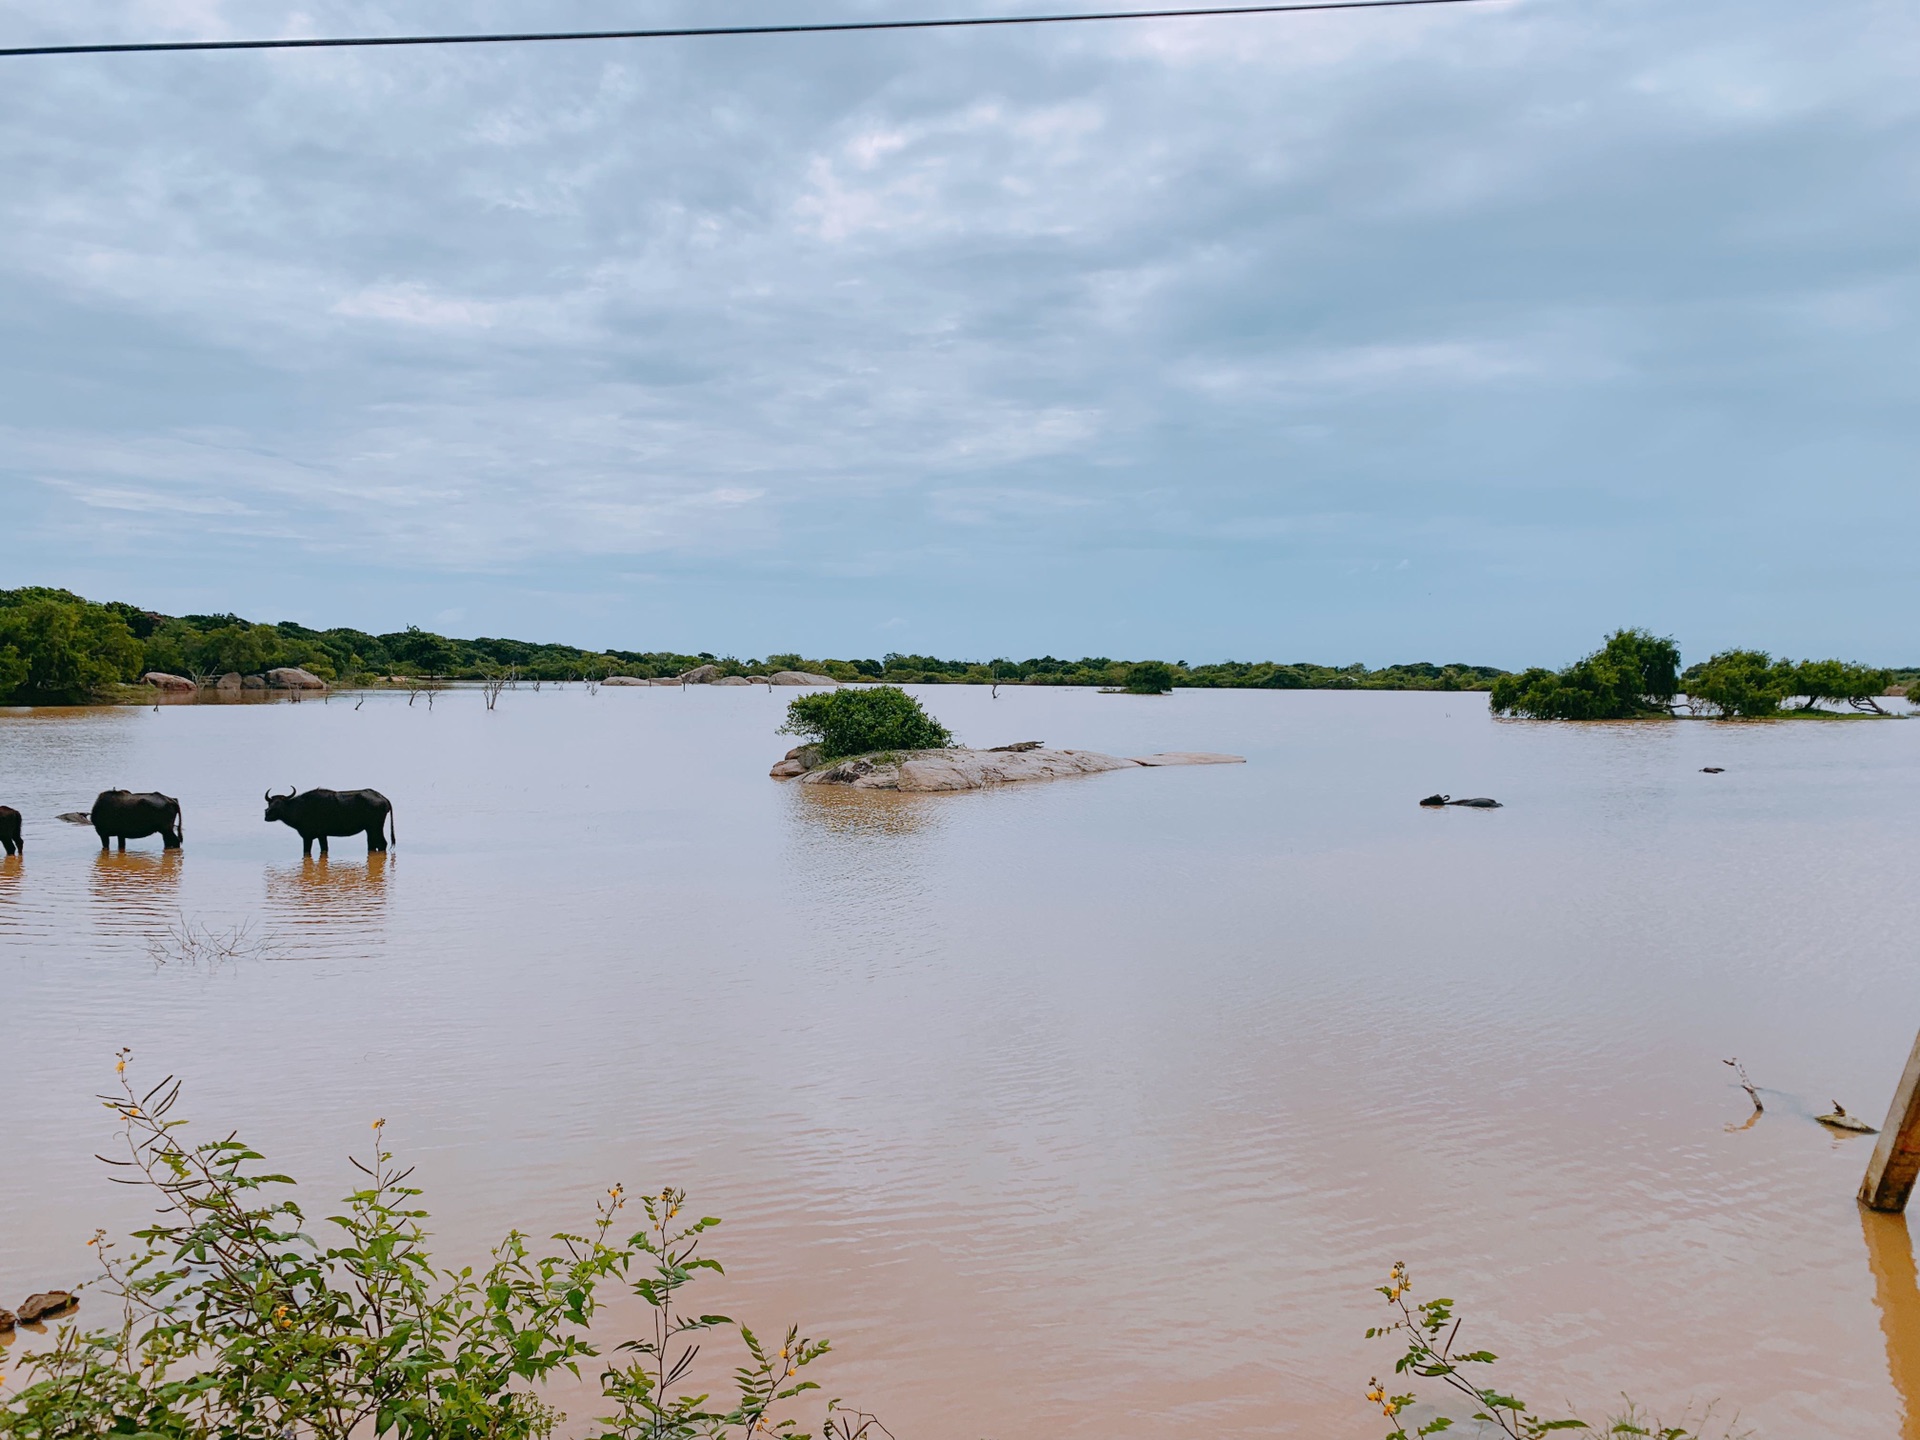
[88,851,183,935]
[1865,1210,1920,1439]
[264,854,390,957]
[784,786,946,973]
[788,784,947,841]
[0,852,20,903]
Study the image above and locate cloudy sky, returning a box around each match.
[1,0,1915,665]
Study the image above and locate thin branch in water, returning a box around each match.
[147,914,284,968]
[1723,1057,1763,1114]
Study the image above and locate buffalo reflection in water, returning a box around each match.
[86,850,185,947]
[263,853,391,957]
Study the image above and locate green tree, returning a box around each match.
[1123,661,1174,694]
[190,622,276,675]
[778,686,952,759]
[0,596,144,703]
[381,625,457,675]
[1682,650,1790,718]
[1489,629,1680,720]
[1787,657,1891,713]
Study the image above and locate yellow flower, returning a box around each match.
[116,1059,126,1074]
[372,1117,386,1130]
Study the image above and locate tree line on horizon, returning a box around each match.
[0,586,1507,704]
[0,585,1907,713]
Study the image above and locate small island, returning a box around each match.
[768,687,1243,791]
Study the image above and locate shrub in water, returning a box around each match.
[1488,629,1680,720]
[778,686,952,760]
[1122,662,1174,695]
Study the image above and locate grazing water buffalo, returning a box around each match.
[264,787,395,857]
[0,805,21,855]
[91,790,183,851]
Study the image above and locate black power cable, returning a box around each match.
[0,0,1504,60]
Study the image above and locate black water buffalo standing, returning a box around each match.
[0,805,21,855]
[91,790,183,851]
[264,787,395,857]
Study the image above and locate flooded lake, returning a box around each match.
[3,685,1919,1437]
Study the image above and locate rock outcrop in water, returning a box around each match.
[142,672,195,693]
[782,746,1244,791]
[17,1291,76,1323]
[267,667,327,690]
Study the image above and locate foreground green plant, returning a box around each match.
[777,686,952,760]
[0,1061,882,1440]
[1365,1263,1739,1440]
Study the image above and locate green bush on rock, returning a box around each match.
[778,685,953,760]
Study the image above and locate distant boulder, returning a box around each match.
[601,676,650,686]
[712,675,753,687]
[680,664,721,684]
[141,672,195,693]
[215,672,243,693]
[266,667,327,691]
[771,671,840,687]
[242,675,267,690]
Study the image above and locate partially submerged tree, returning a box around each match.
[1488,629,1680,720]
[1682,650,1790,718]
[1122,661,1174,695]
[1786,658,1891,713]
[778,685,953,759]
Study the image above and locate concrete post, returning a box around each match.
[1862,1028,1920,1213]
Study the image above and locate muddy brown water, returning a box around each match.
[3,686,1920,1437]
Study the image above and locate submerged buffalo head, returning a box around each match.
[264,786,299,822]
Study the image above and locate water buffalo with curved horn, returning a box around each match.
[264,786,395,857]
[91,790,183,851]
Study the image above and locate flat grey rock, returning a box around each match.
[800,747,1140,792]
[1129,752,1246,766]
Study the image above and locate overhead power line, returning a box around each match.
[0,0,1502,60]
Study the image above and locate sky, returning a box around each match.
[0,0,1916,667]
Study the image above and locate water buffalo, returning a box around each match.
[91,790,183,851]
[0,805,20,855]
[264,787,395,857]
